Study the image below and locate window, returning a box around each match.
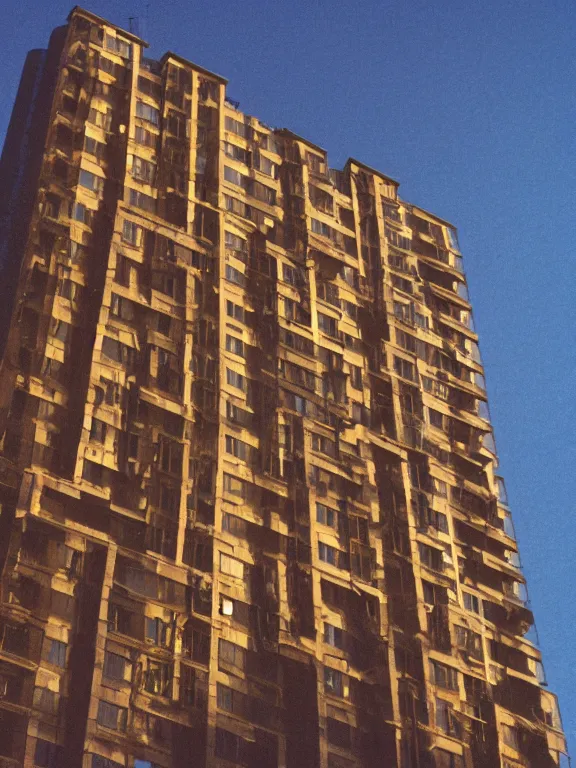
[225,334,245,357]
[419,543,444,572]
[317,280,339,306]
[225,230,247,254]
[132,156,156,184]
[415,310,428,329]
[283,263,299,286]
[348,364,363,390]
[434,749,464,768]
[129,188,156,213]
[97,700,127,731]
[429,408,446,429]
[430,660,458,691]
[158,483,180,515]
[324,667,348,698]
[226,368,245,391]
[225,116,251,138]
[225,435,250,460]
[46,639,66,667]
[103,651,128,681]
[435,698,461,738]
[137,75,162,99]
[135,125,157,147]
[50,319,70,343]
[82,460,104,486]
[220,553,244,579]
[318,312,338,337]
[225,264,245,286]
[182,623,210,664]
[155,312,172,336]
[79,169,104,194]
[502,724,520,750]
[158,437,183,474]
[84,136,105,159]
[432,477,448,497]
[136,100,160,125]
[311,218,332,238]
[224,141,249,163]
[311,434,336,457]
[217,683,247,716]
[324,623,344,649]
[415,497,448,534]
[88,107,112,130]
[463,591,481,614]
[72,202,91,224]
[101,337,135,367]
[89,418,107,443]
[145,617,170,647]
[224,165,245,187]
[218,638,246,672]
[122,220,142,246]
[384,203,402,222]
[319,542,338,567]
[226,300,244,322]
[143,660,172,696]
[327,719,352,749]
[254,153,276,177]
[105,34,131,58]
[394,356,416,382]
[216,728,248,763]
[454,626,483,660]
[34,740,63,768]
[385,227,411,250]
[307,152,326,174]
[392,274,413,294]
[316,503,337,528]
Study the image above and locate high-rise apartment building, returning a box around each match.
[0,6,566,768]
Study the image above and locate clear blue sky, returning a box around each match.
[1,0,574,752]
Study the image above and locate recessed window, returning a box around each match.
[226,300,244,322]
[135,100,159,125]
[463,591,481,614]
[103,651,128,681]
[430,660,458,691]
[502,724,519,750]
[323,623,344,649]
[79,169,104,194]
[225,334,245,357]
[46,639,67,667]
[226,368,245,391]
[105,34,131,58]
[225,264,245,286]
[324,666,348,698]
[122,219,142,246]
[319,542,339,567]
[96,700,127,731]
[225,435,250,460]
[316,503,337,528]
[429,408,446,429]
[132,156,156,184]
[394,356,416,382]
[218,638,246,671]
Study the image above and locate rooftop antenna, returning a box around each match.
[143,1,150,42]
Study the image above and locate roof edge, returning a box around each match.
[68,6,149,47]
[160,51,228,84]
